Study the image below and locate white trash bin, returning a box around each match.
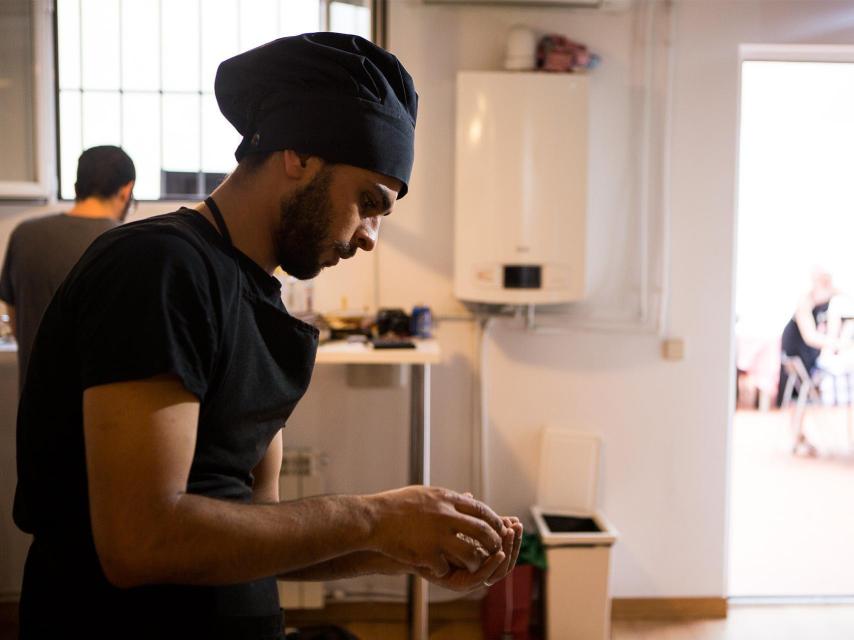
[531,429,618,640]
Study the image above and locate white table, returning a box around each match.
[0,343,27,598]
[315,339,440,640]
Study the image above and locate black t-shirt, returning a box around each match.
[14,209,318,639]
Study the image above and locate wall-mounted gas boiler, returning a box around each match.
[454,71,588,305]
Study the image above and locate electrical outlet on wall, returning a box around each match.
[661,338,685,361]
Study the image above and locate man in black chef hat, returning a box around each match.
[14,33,521,639]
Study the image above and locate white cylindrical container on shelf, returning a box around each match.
[504,25,537,71]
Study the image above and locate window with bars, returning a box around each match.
[55,0,372,201]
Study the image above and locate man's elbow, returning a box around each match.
[91,518,170,588]
[99,556,144,589]
[95,534,166,588]
[96,545,150,588]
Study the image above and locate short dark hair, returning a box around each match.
[74,146,136,201]
[238,151,275,173]
[238,151,324,174]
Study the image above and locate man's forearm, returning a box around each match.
[105,492,378,588]
[278,551,412,581]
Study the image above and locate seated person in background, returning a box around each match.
[780,268,839,380]
[0,145,135,388]
[815,294,854,380]
[778,267,846,451]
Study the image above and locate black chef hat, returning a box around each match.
[215,32,418,198]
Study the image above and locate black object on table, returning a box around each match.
[371,338,416,349]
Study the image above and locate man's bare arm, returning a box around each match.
[251,432,393,581]
[252,429,282,504]
[279,551,411,581]
[249,436,418,582]
[83,375,507,589]
[251,426,510,584]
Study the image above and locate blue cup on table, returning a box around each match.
[411,305,433,338]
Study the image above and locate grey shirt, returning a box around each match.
[0,213,117,387]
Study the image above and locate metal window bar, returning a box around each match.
[57,0,377,200]
[196,0,203,197]
[77,0,82,174]
[118,0,123,151]
[158,0,164,199]
[51,0,62,195]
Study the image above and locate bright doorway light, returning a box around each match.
[731,53,854,598]
[736,60,854,336]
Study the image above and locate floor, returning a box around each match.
[729,407,854,596]
[322,604,854,639]
[612,604,854,639]
[4,604,853,639]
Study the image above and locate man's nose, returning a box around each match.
[353,218,380,253]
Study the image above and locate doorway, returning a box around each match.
[730,46,854,598]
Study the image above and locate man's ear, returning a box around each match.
[281,150,324,181]
[117,181,134,204]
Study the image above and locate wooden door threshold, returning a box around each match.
[611,597,728,620]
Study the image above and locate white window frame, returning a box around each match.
[0,0,57,200]
[52,0,376,203]
[740,43,854,64]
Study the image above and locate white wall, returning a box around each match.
[3,0,854,601]
[347,0,854,598]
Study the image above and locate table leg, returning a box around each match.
[408,364,430,640]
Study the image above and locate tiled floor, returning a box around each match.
[729,407,854,596]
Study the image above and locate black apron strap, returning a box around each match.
[205,196,233,247]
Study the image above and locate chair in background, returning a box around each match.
[780,354,823,454]
[816,364,854,449]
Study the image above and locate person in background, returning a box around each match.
[0,145,135,387]
[14,35,520,640]
[778,267,846,452]
[814,294,854,400]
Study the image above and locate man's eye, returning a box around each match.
[362,195,377,211]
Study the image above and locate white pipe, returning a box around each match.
[637,0,657,324]
[516,313,659,336]
[474,316,493,504]
[470,317,484,499]
[657,0,677,338]
[525,304,536,330]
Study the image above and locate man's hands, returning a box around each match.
[488,517,523,586]
[368,486,523,593]
[417,517,524,592]
[368,486,507,577]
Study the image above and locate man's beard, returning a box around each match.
[275,167,353,280]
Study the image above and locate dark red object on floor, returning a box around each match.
[481,564,535,640]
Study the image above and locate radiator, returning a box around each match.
[277,448,326,609]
